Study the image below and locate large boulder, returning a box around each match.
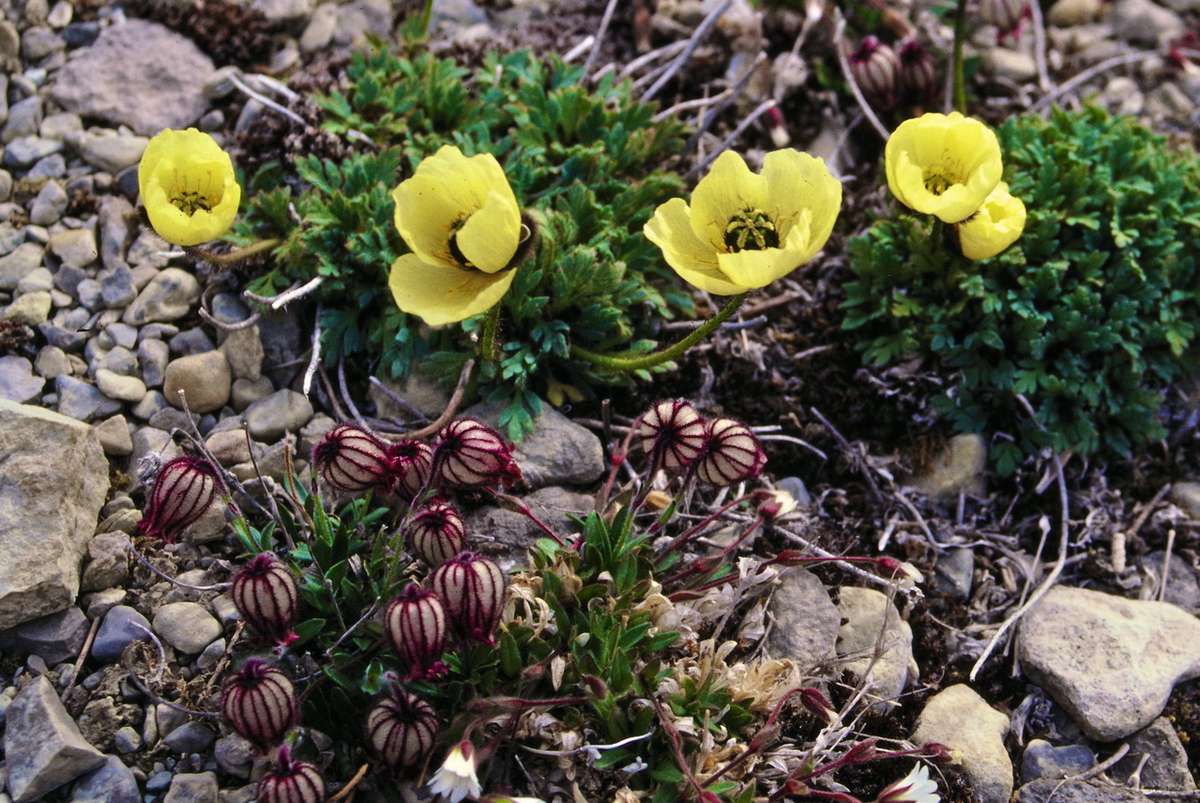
[4,676,106,802]
[0,401,109,630]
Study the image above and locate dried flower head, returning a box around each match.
[637,400,707,470]
[433,419,521,489]
[231,553,297,646]
[849,36,899,104]
[428,740,483,803]
[220,659,298,749]
[385,584,448,680]
[407,500,466,568]
[311,425,393,493]
[257,745,325,803]
[366,686,439,770]
[696,418,766,486]
[431,551,507,644]
[138,456,221,543]
[385,438,434,498]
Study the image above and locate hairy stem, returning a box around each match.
[193,238,282,266]
[480,304,502,362]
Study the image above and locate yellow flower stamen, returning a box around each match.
[723,208,779,252]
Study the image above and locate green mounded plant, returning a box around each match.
[842,107,1200,473]
[231,48,693,439]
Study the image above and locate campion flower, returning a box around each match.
[390,145,525,326]
[231,553,297,646]
[387,438,435,498]
[637,399,707,470]
[385,584,448,680]
[885,112,1003,223]
[644,149,841,295]
[695,418,766,486]
[407,500,466,567]
[366,686,439,770]
[220,659,298,749]
[898,39,936,98]
[849,36,899,103]
[875,763,940,803]
[137,456,220,543]
[428,741,483,803]
[957,181,1027,260]
[433,418,521,489]
[431,551,506,644]
[257,745,325,803]
[137,128,241,246]
[312,425,392,493]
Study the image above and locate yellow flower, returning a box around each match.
[137,128,241,247]
[958,182,1026,260]
[389,145,523,326]
[885,112,1003,223]
[643,149,841,295]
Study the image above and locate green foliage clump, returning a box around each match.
[842,107,1200,473]
[234,48,692,438]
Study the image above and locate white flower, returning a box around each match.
[429,741,483,802]
[876,764,940,803]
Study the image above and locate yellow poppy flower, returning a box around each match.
[137,128,241,247]
[643,149,841,295]
[885,112,1003,224]
[958,182,1027,260]
[389,145,523,326]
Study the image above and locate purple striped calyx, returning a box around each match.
[232,553,298,647]
[849,36,899,104]
[638,400,706,470]
[432,419,521,489]
[312,425,393,493]
[696,418,766,486]
[898,38,936,99]
[430,551,506,645]
[137,456,221,543]
[256,745,324,803]
[366,686,439,770]
[385,438,434,499]
[407,501,466,568]
[385,584,448,680]
[221,659,299,750]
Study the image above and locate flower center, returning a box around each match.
[171,189,215,216]
[924,173,952,195]
[447,218,479,271]
[723,208,779,252]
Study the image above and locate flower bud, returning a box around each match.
[407,501,466,568]
[366,686,439,770]
[138,456,220,543]
[312,425,392,493]
[431,551,506,644]
[433,419,521,489]
[980,0,1028,39]
[849,36,899,104]
[638,400,706,470]
[385,584,448,680]
[898,38,937,99]
[800,687,837,724]
[221,659,298,749]
[385,438,434,498]
[231,553,298,646]
[696,418,766,486]
[257,745,324,803]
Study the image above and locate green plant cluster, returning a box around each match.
[842,107,1200,473]
[234,48,692,439]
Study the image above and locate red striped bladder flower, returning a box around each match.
[431,551,506,645]
[385,584,448,680]
[366,686,439,770]
[231,553,297,647]
[311,425,393,493]
[137,456,221,543]
[695,418,766,486]
[385,438,434,499]
[220,659,298,749]
[637,400,707,470]
[432,419,521,489]
[407,500,466,568]
[256,745,324,803]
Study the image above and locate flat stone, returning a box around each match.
[0,243,44,290]
[163,351,231,414]
[3,136,63,169]
[219,325,264,381]
[463,486,595,572]
[163,771,219,803]
[231,376,273,411]
[56,375,122,421]
[39,111,81,140]
[911,433,986,498]
[98,265,136,309]
[252,0,313,22]
[75,132,147,174]
[300,2,338,51]
[205,428,254,466]
[4,675,105,802]
[1021,739,1095,783]
[244,388,313,441]
[92,415,133,458]
[765,568,840,673]
[138,338,169,388]
[0,605,87,664]
[2,96,43,143]
[70,754,140,803]
[80,531,130,592]
[835,586,915,708]
[933,547,975,601]
[0,355,45,403]
[1016,779,1150,802]
[1111,717,1197,791]
[1111,0,1185,45]
[152,601,221,654]
[91,605,151,663]
[94,369,146,403]
[214,733,254,779]
[35,345,71,379]
[1142,550,1200,613]
[29,178,67,225]
[163,721,215,754]
[81,588,126,620]
[17,266,54,293]
[465,400,605,489]
[1018,585,1200,740]
[1171,481,1200,518]
[48,228,97,269]
[0,402,109,630]
[912,684,1013,803]
[2,290,52,325]
[122,267,201,325]
[50,20,216,136]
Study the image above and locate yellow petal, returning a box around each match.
[689,150,768,251]
[644,198,745,296]
[388,253,517,326]
[137,128,240,246]
[884,112,1002,223]
[455,190,521,274]
[958,182,1027,260]
[762,148,841,264]
[715,238,809,290]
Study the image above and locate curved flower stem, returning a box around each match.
[192,238,282,266]
[951,0,969,113]
[480,304,502,363]
[571,293,748,372]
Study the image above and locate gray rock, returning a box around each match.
[2,96,43,143]
[333,0,394,46]
[97,196,132,271]
[1018,585,1200,740]
[1017,779,1150,802]
[17,266,54,293]
[163,771,219,803]
[244,389,313,441]
[231,376,273,411]
[933,547,975,600]
[49,229,98,270]
[1111,717,1197,791]
[97,346,138,377]
[91,605,152,663]
[139,339,169,388]
[0,355,45,403]
[40,112,81,140]
[112,726,140,754]
[163,351,231,414]
[152,601,221,654]
[1171,481,1200,518]
[50,20,216,136]
[209,292,251,325]
[75,132,147,174]
[1021,740,1095,783]
[912,684,1013,803]
[105,323,138,350]
[196,636,225,668]
[163,721,215,754]
[2,290,53,325]
[35,345,72,379]
[3,136,63,168]
[56,375,122,421]
[169,327,215,356]
[0,20,18,70]
[1111,0,1185,45]
[1141,550,1200,613]
[81,588,125,620]
[98,265,136,309]
[464,486,595,572]
[0,402,109,630]
[95,369,146,403]
[0,243,45,290]
[775,476,811,507]
[765,568,839,673]
[911,433,986,498]
[28,152,67,179]
[22,25,64,59]
[213,733,254,779]
[835,586,915,708]
[258,309,303,387]
[93,414,133,457]
[70,754,140,803]
[300,2,338,52]
[0,606,87,663]
[4,676,106,802]
[465,401,605,489]
[80,532,130,592]
[122,268,201,325]
[29,179,67,225]
[219,326,264,381]
[129,425,179,466]
[252,0,313,22]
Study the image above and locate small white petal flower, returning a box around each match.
[428,741,483,803]
[876,764,940,803]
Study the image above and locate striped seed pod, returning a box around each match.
[256,745,324,803]
[385,584,448,680]
[980,0,1028,39]
[231,553,298,646]
[366,686,439,770]
[898,38,937,99]
[848,36,900,104]
[311,425,392,493]
[430,552,506,645]
[385,439,434,498]
[407,501,466,568]
[432,419,521,489]
[696,418,766,486]
[221,659,298,749]
[138,456,221,543]
[637,400,707,470]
